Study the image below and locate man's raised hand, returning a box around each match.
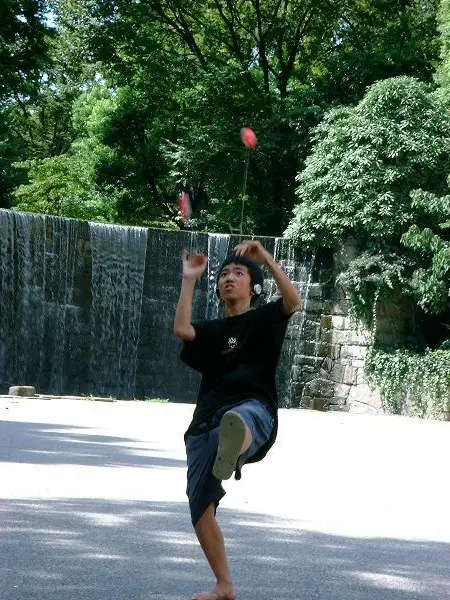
[233,240,270,265]
[182,250,208,280]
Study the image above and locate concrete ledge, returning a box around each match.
[9,386,36,397]
[0,394,116,402]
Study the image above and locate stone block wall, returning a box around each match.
[289,276,416,413]
[1,210,397,412]
[292,283,382,413]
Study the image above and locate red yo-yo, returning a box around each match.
[178,191,192,222]
[240,126,257,149]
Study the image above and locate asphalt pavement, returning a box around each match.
[0,397,449,600]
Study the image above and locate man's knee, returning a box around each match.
[195,502,215,530]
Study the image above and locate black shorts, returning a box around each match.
[185,399,274,527]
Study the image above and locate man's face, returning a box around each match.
[218,263,253,303]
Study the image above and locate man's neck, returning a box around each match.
[225,300,252,317]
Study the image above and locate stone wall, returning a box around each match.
[293,284,382,413]
[290,278,416,413]
[0,210,386,412]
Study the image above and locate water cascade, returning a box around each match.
[0,210,318,406]
[206,234,231,320]
[89,222,147,398]
[0,210,81,394]
[269,237,316,407]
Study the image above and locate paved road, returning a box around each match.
[0,398,449,600]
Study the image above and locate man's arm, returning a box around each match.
[264,252,301,315]
[173,250,207,341]
[173,277,197,341]
[233,240,301,315]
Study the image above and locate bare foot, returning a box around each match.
[192,582,236,600]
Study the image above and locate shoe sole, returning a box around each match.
[213,411,247,481]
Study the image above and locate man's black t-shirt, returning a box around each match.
[180,297,293,463]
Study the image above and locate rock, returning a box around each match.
[331,330,350,345]
[330,344,341,359]
[320,315,332,329]
[9,386,36,397]
[329,364,346,382]
[331,315,348,330]
[294,354,322,367]
[347,384,383,413]
[311,397,327,411]
[348,329,372,346]
[323,300,348,315]
[320,329,332,343]
[340,345,368,360]
[351,359,365,368]
[303,378,335,398]
[334,382,352,398]
[317,342,333,357]
[304,299,324,314]
[308,284,323,299]
[302,320,320,339]
[343,365,358,385]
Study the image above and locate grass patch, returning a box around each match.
[142,397,170,403]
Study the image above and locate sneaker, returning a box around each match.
[213,411,247,481]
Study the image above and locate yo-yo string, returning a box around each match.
[239,148,250,236]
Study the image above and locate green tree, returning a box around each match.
[6,0,104,211]
[13,85,118,221]
[7,0,441,230]
[359,0,450,419]
[436,0,450,95]
[0,0,52,207]
[316,0,440,103]
[0,109,27,207]
[13,152,119,221]
[285,76,450,331]
[79,0,440,233]
[75,0,342,233]
[402,212,450,316]
[13,85,181,226]
[0,0,50,100]
[73,85,182,225]
[286,76,450,246]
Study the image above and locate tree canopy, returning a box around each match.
[0,0,50,101]
[285,76,450,247]
[1,0,442,228]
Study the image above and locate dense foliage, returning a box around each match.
[285,77,450,247]
[0,0,50,100]
[365,347,450,418]
[0,0,442,229]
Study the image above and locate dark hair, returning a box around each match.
[216,255,264,305]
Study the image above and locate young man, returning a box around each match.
[173,240,300,600]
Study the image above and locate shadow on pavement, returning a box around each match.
[1,498,448,600]
[0,420,186,469]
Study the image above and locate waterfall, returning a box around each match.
[43,216,81,394]
[0,210,82,394]
[269,237,315,407]
[89,222,147,399]
[205,233,230,320]
[0,211,45,390]
[0,210,318,404]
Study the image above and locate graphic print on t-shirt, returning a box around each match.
[227,336,237,349]
[222,335,239,354]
